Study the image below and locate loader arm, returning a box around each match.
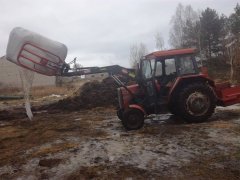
[61,64,136,81]
[61,64,138,99]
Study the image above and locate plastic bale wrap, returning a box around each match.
[6,27,67,76]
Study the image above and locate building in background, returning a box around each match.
[57,72,109,87]
[0,57,56,88]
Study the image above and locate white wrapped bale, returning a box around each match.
[6,27,67,76]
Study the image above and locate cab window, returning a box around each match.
[178,56,195,75]
[165,58,176,75]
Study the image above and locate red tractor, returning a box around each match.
[116,48,240,130]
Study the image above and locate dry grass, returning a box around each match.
[31,85,74,98]
[0,85,75,98]
[0,87,21,95]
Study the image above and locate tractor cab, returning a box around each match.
[138,48,199,111]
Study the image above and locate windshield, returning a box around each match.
[141,59,155,79]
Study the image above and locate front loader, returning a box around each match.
[5,27,240,130]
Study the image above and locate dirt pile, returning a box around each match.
[44,78,119,111]
[0,108,26,120]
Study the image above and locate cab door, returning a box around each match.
[156,58,177,96]
[141,59,157,108]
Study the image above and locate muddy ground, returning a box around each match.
[0,103,239,179]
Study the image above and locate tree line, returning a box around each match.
[130,3,240,67]
[170,3,240,59]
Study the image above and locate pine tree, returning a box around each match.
[200,8,223,58]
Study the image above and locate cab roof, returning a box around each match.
[144,48,197,60]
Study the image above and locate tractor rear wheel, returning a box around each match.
[177,83,216,123]
[122,109,144,130]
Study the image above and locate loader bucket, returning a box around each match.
[6,27,67,76]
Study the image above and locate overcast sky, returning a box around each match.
[0,0,239,68]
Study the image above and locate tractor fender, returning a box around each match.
[129,104,146,115]
[169,76,215,97]
[168,75,216,104]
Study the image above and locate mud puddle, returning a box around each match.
[0,106,239,179]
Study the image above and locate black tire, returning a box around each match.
[117,109,124,120]
[177,83,216,123]
[122,109,144,130]
[168,103,179,116]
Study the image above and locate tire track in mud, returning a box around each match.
[0,107,239,179]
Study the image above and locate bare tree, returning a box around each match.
[155,32,165,50]
[169,3,185,48]
[225,34,240,83]
[226,3,240,83]
[169,3,199,48]
[129,43,148,68]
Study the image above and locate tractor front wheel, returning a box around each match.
[178,83,216,123]
[122,109,144,130]
[117,109,124,120]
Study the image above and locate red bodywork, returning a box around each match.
[198,67,240,106]
[214,82,240,106]
[145,48,197,60]
[118,84,140,107]
[119,73,240,115]
[169,73,240,106]
[118,84,147,115]
[118,48,240,115]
